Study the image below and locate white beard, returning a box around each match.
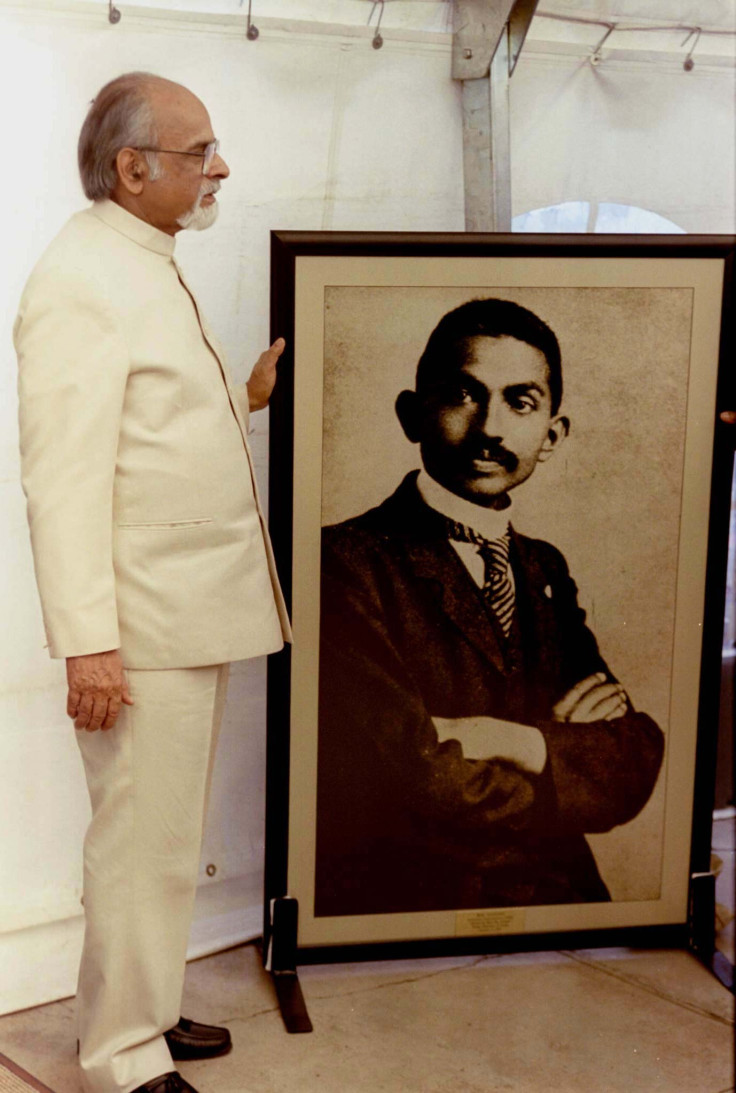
[177,183,220,231]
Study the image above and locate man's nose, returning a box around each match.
[476,395,504,437]
[208,152,230,180]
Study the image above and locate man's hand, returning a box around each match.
[553,672,627,723]
[433,715,547,774]
[720,411,736,425]
[66,649,133,732]
[246,338,286,412]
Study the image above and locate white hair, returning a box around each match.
[78,72,164,200]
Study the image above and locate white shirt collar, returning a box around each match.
[89,198,177,258]
[416,470,511,541]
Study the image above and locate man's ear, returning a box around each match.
[115,148,147,195]
[395,389,421,443]
[537,414,569,463]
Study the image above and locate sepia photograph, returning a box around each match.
[316,284,678,918]
[268,237,728,950]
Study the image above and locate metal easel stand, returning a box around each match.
[689,871,734,992]
[265,897,313,1033]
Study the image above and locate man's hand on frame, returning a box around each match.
[246,337,286,412]
[66,649,133,732]
[553,672,627,723]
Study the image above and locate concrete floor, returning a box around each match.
[0,817,733,1093]
[0,945,732,1093]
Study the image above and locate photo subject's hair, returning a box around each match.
[78,72,162,200]
[416,298,564,413]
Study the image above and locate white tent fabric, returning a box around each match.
[0,0,733,1015]
[542,0,736,28]
[512,45,735,232]
[0,2,464,1017]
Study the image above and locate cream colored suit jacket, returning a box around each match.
[15,199,291,668]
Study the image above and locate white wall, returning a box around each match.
[513,43,736,233]
[0,2,463,1016]
[0,0,734,1015]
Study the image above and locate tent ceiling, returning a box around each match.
[38,1,736,34]
[19,0,733,47]
[534,0,735,31]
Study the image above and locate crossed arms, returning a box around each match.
[435,671,630,774]
[319,524,664,839]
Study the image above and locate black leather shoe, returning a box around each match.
[164,1016,232,1060]
[132,1074,199,1093]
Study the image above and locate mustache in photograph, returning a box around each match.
[468,439,518,471]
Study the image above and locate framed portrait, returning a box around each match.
[264,232,735,962]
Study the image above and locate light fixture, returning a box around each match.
[590,23,615,66]
[239,0,259,40]
[369,0,385,50]
[682,27,701,71]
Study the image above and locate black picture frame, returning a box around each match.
[264,231,735,979]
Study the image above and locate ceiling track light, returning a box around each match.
[108,0,121,24]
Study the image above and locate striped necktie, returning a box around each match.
[446,521,515,636]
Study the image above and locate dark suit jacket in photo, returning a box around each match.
[316,473,664,917]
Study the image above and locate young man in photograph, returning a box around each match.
[316,298,664,917]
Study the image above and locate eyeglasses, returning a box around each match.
[137,139,220,175]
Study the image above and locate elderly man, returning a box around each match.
[15,73,290,1093]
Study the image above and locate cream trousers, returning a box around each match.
[74,664,230,1093]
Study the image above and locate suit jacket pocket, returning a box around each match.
[117,518,213,530]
